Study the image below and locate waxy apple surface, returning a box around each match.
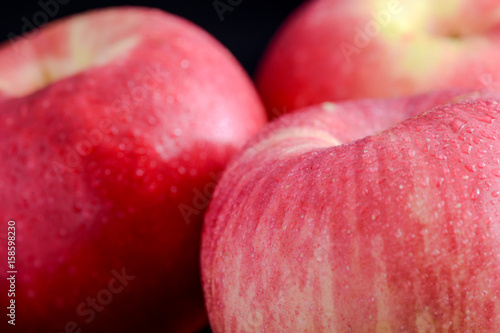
[256,0,500,116]
[0,7,266,333]
[202,91,500,332]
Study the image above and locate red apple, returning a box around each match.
[201,89,500,331]
[256,0,500,117]
[0,6,266,333]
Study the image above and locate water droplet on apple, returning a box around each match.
[492,169,500,177]
[436,177,445,187]
[180,59,190,69]
[436,123,447,131]
[480,130,496,140]
[178,166,186,175]
[476,115,493,123]
[464,164,476,172]
[492,191,500,198]
[148,116,157,125]
[471,189,480,201]
[135,169,145,177]
[449,117,467,133]
[461,143,472,155]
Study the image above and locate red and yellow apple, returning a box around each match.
[201,89,500,331]
[0,7,266,333]
[256,0,500,117]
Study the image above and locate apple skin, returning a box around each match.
[0,7,266,333]
[201,90,500,332]
[256,0,500,117]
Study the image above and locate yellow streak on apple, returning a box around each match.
[224,244,245,330]
[408,186,500,330]
[415,308,436,332]
[0,13,140,97]
[41,17,140,91]
[372,0,463,37]
[370,0,469,96]
[408,185,453,331]
[372,234,393,333]
[316,244,336,330]
[372,0,427,37]
[289,219,337,330]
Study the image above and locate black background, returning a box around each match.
[0,1,307,332]
[0,0,307,77]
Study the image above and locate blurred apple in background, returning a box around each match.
[256,0,500,117]
[0,6,266,333]
[202,89,500,332]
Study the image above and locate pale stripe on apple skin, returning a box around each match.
[0,8,143,97]
[202,97,500,331]
[41,17,140,87]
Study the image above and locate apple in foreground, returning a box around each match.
[0,7,266,333]
[201,89,500,332]
[256,0,500,117]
